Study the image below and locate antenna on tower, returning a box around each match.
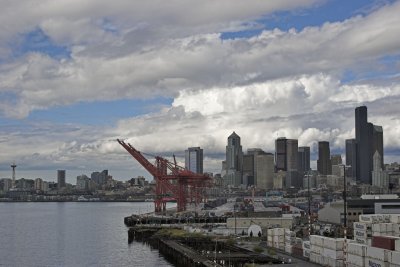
[11,162,17,189]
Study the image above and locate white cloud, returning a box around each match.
[1,1,400,178]
[0,1,400,117]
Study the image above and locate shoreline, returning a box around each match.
[0,199,156,203]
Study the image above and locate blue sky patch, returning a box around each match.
[221,0,396,40]
[26,97,173,125]
[14,28,71,59]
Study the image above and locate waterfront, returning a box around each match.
[0,202,174,267]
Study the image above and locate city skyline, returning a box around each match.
[1,1,400,180]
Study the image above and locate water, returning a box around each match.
[0,202,174,267]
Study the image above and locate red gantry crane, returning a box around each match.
[117,139,211,212]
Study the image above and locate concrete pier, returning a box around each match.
[128,226,281,266]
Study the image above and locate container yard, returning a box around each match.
[263,213,400,267]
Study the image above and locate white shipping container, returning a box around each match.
[390,215,400,224]
[323,248,344,259]
[383,214,391,223]
[267,229,273,236]
[373,223,387,233]
[373,232,384,237]
[366,257,389,267]
[310,252,319,263]
[394,225,400,234]
[360,215,379,223]
[310,235,324,247]
[302,241,311,250]
[324,237,345,250]
[303,249,310,258]
[346,253,365,266]
[273,236,284,242]
[389,264,400,267]
[366,246,389,262]
[386,223,396,233]
[355,236,368,244]
[389,251,400,264]
[354,229,368,239]
[354,222,372,231]
[396,239,400,252]
[311,245,324,254]
[327,257,344,267]
[273,228,285,236]
[347,242,367,257]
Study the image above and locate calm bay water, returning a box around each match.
[0,202,174,267]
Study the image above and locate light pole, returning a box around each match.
[234,203,237,236]
[343,165,347,235]
[308,170,312,236]
[343,164,348,267]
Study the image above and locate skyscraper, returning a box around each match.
[355,106,384,184]
[255,153,275,190]
[355,106,370,183]
[185,147,204,174]
[372,125,384,169]
[275,137,287,171]
[57,170,66,189]
[224,132,243,186]
[346,139,357,178]
[242,154,255,186]
[317,141,331,175]
[298,146,311,175]
[275,137,300,188]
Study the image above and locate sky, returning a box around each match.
[1,0,400,183]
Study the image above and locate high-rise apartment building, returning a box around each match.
[317,141,331,175]
[185,147,203,174]
[57,170,66,189]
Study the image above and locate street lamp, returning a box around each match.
[342,165,347,236]
[307,170,312,236]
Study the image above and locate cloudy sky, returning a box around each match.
[1,0,400,183]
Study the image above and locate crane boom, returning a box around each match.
[117,139,211,212]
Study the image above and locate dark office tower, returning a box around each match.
[284,139,300,188]
[226,132,243,171]
[355,106,370,183]
[185,147,203,174]
[244,148,265,186]
[275,137,287,171]
[242,154,255,186]
[317,141,332,175]
[346,139,358,178]
[298,146,311,175]
[57,170,66,189]
[372,125,384,169]
[225,132,243,186]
